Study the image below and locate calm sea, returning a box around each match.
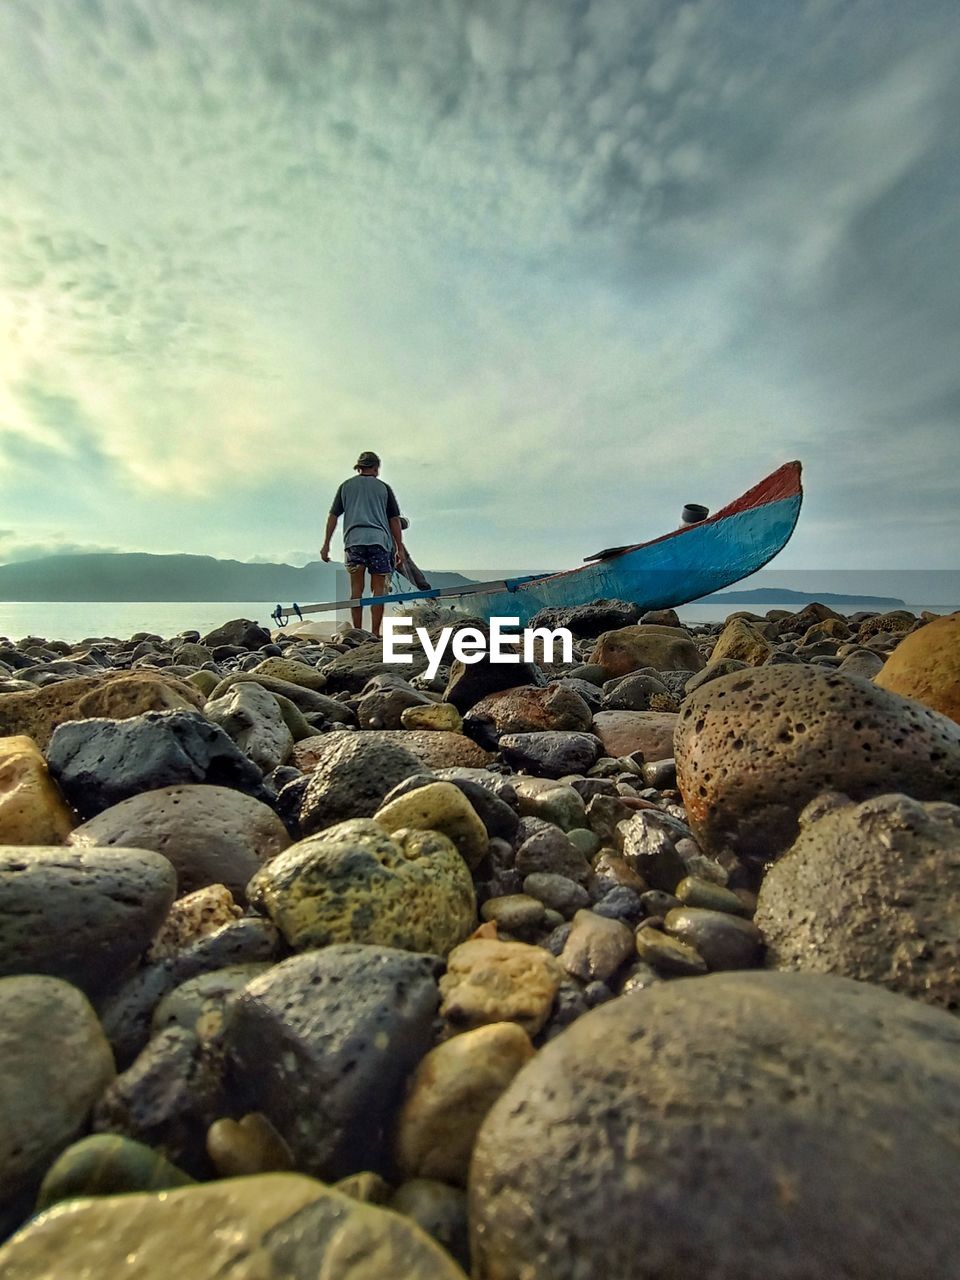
[0,600,956,645]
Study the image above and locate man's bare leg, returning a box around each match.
[370,573,387,638]
[348,565,366,631]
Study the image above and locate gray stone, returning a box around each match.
[499,731,602,779]
[93,1027,225,1178]
[224,946,440,1180]
[0,846,175,995]
[756,793,960,1010]
[515,826,591,885]
[68,785,290,902]
[298,734,423,834]
[469,972,960,1280]
[663,907,763,970]
[522,872,590,917]
[203,681,294,772]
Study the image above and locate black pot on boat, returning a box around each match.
[681,503,709,525]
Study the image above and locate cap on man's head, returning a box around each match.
[354,450,381,470]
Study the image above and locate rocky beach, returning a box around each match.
[0,601,959,1278]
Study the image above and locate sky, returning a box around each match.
[1,0,958,576]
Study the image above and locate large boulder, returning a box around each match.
[874,611,960,723]
[0,845,176,994]
[247,819,475,955]
[588,625,704,679]
[756,793,960,1009]
[675,665,960,863]
[469,972,960,1280]
[224,946,441,1180]
[0,1175,469,1278]
[45,710,268,820]
[0,975,115,1210]
[68,785,289,902]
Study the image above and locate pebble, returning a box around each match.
[439,937,563,1036]
[393,1022,534,1185]
[588,625,704,678]
[205,1112,293,1178]
[522,872,590,916]
[499,730,602,778]
[46,709,269,820]
[35,1134,193,1212]
[203,680,294,772]
[374,780,489,869]
[634,925,708,975]
[560,909,635,982]
[663,906,764,970]
[676,663,960,864]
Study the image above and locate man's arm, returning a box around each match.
[320,512,338,562]
[389,515,404,565]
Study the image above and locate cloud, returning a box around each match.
[0,0,958,571]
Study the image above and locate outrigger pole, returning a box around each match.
[270,573,549,627]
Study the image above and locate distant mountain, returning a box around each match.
[700,586,906,608]
[0,553,475,602]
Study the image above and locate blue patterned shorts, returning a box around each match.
[345,544,393,574]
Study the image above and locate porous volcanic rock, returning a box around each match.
[0,975,115,1208]
[463,684,593,750]
[675,665,960,863]
[443,654,544,714]
[0,1176,469,1279]
[528,599,641,638]
[756,793,960,1009]
[0,845,176,993]
[247,819,475,955]
[374,781,488,869]
[469,971,960,1280]
[589,625,705,679]
[46,710,268,820]
[68,785,289,901]
[498,731,601,778]
[874,611,960,723]
[224,946,441,1180]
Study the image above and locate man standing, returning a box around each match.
[320,450,404,638]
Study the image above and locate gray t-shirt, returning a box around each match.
[330,475,400,552]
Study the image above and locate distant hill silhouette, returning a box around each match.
[0,553,475,602]
[700,586,906,608]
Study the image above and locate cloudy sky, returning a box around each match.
[1,0,958,576]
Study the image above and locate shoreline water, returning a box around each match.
[0,599,958,644]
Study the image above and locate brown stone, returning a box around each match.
[675,664,960,863]
[147,885,243,962]
[0,674,204,750]
[857,610,917,642]
[874,611,960,723]
[591,710,677,760]
[439,938,563,1036]
[588,626,704,679]
[292,729,492,774]
[464,684,593,745]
